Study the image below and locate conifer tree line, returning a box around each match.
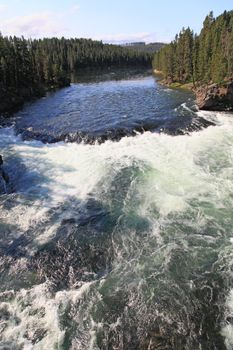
[153,10,233,85]
[0,35,152,112]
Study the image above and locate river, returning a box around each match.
[0,71,233,349]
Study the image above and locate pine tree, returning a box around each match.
[153,10,233,85]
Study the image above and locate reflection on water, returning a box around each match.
[71,67,152,83]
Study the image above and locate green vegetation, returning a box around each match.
[0,35,152,113]
[153,10,233,86]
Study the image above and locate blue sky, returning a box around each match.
[0,0,232,43]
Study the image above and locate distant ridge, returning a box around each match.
[121,42,167,53]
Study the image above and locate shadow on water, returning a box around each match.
[0,164,149,291]
[0,196,116,291]
[2,144,78,198]
[0,163,231,349]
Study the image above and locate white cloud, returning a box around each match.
[94,32,158,44]
[0,4,7,12]
[71,4,80,13]
[1,11,67,38]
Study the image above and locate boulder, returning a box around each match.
[0,155,9,194]
[195,81,233,111]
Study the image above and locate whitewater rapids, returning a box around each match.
[0,88,233,349]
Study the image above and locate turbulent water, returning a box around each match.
[0,72,233,350]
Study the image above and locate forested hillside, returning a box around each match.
[0,35,152,114]
[153,10,233,85]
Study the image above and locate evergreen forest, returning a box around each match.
[153,10,233,85]
[0,36,152,113]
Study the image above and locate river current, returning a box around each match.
[0,72,233,349]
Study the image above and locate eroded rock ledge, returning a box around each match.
[154,70,233,112]
[195,81,233,111]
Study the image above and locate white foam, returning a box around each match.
[0,281,95,350]
[1,112,233,247]
[1,90,233,348]
[181,102,193,113]
[221,289,233,349]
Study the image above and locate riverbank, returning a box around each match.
[195,81,233,111]
[0,86,44,115]
[0,79,71,116]
[153,70,233,111]
[153,70,194,90]
[0,67,152,117]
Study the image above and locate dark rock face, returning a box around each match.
[195,81,233,111]
[0,155,9,194]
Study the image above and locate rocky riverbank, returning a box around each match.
[195,81,233,111]
[0,155,9,194]
[154,71,233,112]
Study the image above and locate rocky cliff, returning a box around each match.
[195,81,233,111]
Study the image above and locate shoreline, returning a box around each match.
[0,67,151,117]
[153,69,233,112]
[0,81,71,117]
[153,70,194,91]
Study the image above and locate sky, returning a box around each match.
[0,0,232,43]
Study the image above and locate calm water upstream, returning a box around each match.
[0,71,233,349]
